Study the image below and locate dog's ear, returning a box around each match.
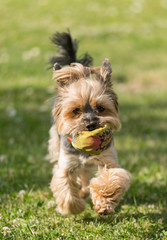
[102,58,112,81]
[53,63,62,71]
[91,58,112,87]
[102,59,119,112]
[52,63,90,88]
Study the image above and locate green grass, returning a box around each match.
[0,0,167,239]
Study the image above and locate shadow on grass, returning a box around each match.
[0,87,54,194]
[82,197,167,239]
[85,209,167,239]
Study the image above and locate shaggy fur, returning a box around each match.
[48,32,130,216]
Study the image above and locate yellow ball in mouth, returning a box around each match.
[68,123,112,155]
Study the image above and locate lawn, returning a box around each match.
[0,0,167,239]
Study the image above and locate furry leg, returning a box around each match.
[50,166,85,215]
[79,165,96,199]
[90,167,131,216]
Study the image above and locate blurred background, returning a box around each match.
[0,0,167,237]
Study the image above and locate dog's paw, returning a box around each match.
[93,198,115,216]
[57,198,85,215]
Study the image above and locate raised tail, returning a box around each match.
[49,31,93,68]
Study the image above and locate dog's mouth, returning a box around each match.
[87,124,97,131]
[86,122,102,131]
[69,122,105,137]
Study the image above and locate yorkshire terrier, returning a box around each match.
[48,31,130,216]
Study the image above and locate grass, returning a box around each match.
[0,0,167,239]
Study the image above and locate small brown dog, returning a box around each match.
[48,32,130,216]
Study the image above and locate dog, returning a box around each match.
[48,31,130,216]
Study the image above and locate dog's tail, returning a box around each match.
[49,31,93,68]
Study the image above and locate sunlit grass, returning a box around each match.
[0,0,167,239]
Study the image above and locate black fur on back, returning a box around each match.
[49,31,93,67]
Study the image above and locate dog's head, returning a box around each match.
[52,59,121,137]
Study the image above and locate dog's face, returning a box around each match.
[52,60,121,137]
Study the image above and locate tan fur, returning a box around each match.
[48,124,60,162]
[79,165,96,199]
[53,63,91,87]
[52,78,121,136]
[49,60,130,216]
[50,166,85,214]
[90,168,131,215]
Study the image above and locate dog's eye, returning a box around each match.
[97,106,105,113]
[72,108,80,114]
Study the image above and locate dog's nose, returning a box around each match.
[86,123,97,131]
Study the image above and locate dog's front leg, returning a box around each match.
[50,165,85,215]
[90,166,131,216]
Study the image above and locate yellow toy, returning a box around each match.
[67,123,112,155]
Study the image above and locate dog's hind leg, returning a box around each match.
[50,164,85,215]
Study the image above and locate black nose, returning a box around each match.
[86,123,97,131]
